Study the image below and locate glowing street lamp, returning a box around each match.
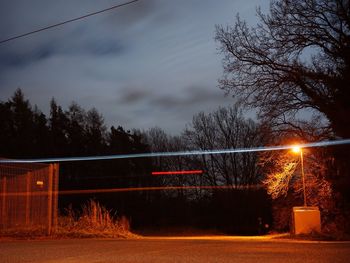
[291,145,307,207]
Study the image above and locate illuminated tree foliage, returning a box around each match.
[260,147,336,231]
[263,155,298,199]
[215,0,350,138]
[261,149,333,202]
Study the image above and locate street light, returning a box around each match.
[291,145,307,207]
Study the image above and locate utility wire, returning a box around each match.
[0,0,140,44]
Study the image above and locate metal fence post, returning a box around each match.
[1,176,7,229]
[47,164,53,235]
[26,172,32,226]
[52,163,59,232]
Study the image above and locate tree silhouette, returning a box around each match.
[6,89,36,157]
[184,106,264,187]
[49,98,69,156]
[215,0,350,138]
[85,108,107,154]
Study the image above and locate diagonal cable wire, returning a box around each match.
[0,0,140,44]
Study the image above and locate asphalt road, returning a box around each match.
[1,236,350,263]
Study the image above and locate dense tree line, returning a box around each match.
[0,89,148,159]
[0,89,270,234]
[1,88,343,234]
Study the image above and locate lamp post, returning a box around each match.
[292,146,307,207]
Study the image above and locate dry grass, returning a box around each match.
[0,200,136,239]
[55,200,135,238]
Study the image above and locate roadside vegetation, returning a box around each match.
[0,200,134,239]
[55,200,133,238]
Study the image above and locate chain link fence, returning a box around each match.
[0,161,59,235]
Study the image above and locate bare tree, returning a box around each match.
[143,127,195,197]
[215,0,350,138]
[184,106,264,188]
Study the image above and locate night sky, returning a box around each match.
[0,0,268,134]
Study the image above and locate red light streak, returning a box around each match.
[151,170,203,176]
[0,185,261,197]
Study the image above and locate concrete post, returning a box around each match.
[292,206,321,235]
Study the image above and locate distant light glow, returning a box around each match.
[152,170,203,176]
[292,145,301,153]
[0,139,349,163]
[36,180,44,186]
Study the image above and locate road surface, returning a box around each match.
[1,236,350,263]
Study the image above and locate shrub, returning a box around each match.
[56,200,133,238]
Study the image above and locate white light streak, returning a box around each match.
[0,139,349,163]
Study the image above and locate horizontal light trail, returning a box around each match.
[152,170,203,176]
[0,139,349,163]
[0,185,262,197]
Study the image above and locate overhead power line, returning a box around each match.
[0,0,140,44]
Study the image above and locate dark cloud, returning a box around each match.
[56,36,126,57]
[0,37,125,70]
[118,87,153,104]
[150,85,231,110]
[86,40,124,56]
[0,43,56,69]
[186,85,230,104]
[0,0,267,134]
[150,95,182,109]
